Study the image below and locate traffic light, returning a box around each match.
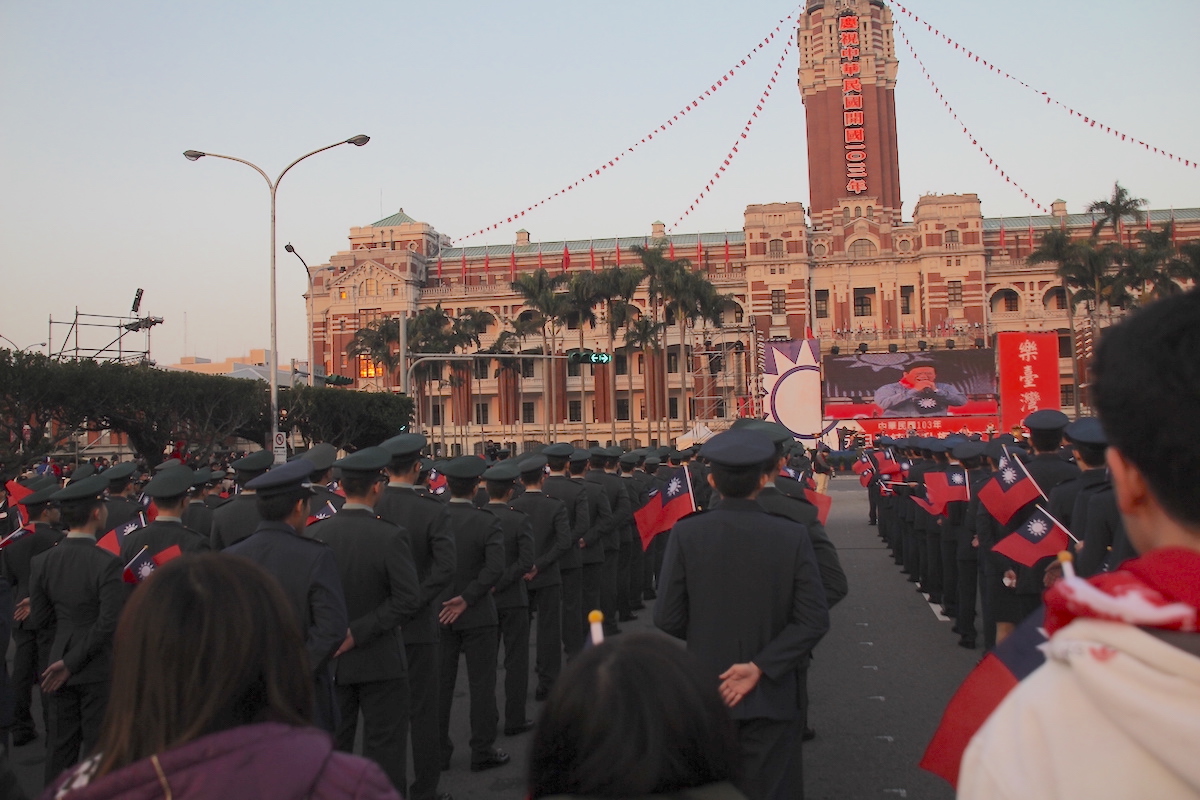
[568,350,612,365]
[324,374,353,386]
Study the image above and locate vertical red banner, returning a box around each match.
[997,332,1061,431]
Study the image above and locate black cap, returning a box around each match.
[984,440,1007,462]
[1065,417,1107,447]
[301,443,338,473]
[244,460,314,498]
[334,446,390,474]
[380,433,427,458]
[51,474,109,503]
[191,469,213,487]
[618,452,640,466]
[926,439,947,454]
[543,443,575,458]
[698,430,774,468]
[143,466,196,499]
[482,461,521,482]
[1023,409,1070,431]
[603,446,624,458]
[741,419,793,446]
[23,483,60,506]
[231,450,274,472]
[518,454,548,474]
[951,441,987,461]
[645,456,661,468]
[588,446,607,458]
[154,458,184,473]
[439,456,488,480]
[570,448,592,463]
[104,462,138,482]
[69,464,96,482]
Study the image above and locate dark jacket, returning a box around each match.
[571,477,610,565]
[654,498,829,721]
[440,501,505,630]
[374,483,456,645]
[310,507,420,684]
[585,470,630,552]
[756,484,848,607]
[509,490,572,588]
[485,503,535,610]
[209,493,262,551]
[542,474,589,571]
[119,518,209,564]
[180,499,214,539]
[1,521,63,632]
[102,495,142,534]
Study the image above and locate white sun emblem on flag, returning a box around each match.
[950,473,964,485]
[917,397,938,409]
[138,562,155,579]
[1026,518,1048,540]
[1001,467,1018,484]
[667,477,682,496]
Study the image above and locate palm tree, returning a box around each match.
[561,271,603,443]
[512,268,569,440]
[1087,182,1147,245]
[631,244,687,443]
[406,304,457,444]
[346,317,402,390]
[1120,223,1192,304]
[624,316,667,447]
[594,265,646,444]
[1029,229,1084,416]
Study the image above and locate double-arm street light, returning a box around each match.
[0,335,46,352]
[183,135,370,462]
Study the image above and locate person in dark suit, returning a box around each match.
[638,455,668,598]
[29,475,128,784]
[509,455,572,700]
[119,466,210,563]
[203,469,229,509]
[586,448,629,636]
[300,443,348,517]
[617,452,649,620]
[480,460,535,735]
[569,448,609,639]
[436,457,508,773]
[375,433,455,800]
[541,443,589,658]
[309,446,421,793]
[225,459,349,735]
[100,462,141,534]
[209,450,273,550]
[2,480,63,748]
[180,469,216,539]
[655,429,829,800]
[951,441,990,649]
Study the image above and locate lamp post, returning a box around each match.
[0,336,46,352]
[184,136,370,462]
[284,243,316,387]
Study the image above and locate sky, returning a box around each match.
[2,0,1198,367]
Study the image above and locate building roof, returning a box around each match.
[371,209,420,227]
[440,231,748,259]
[982,208,1200,231]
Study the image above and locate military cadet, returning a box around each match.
[180,468,215,540]
[3,479,63,747]
[209,449,273,550]
[479,460,535,734]
[30,475,127,784]
[654,429,829,800]
[225,459,348,734]
[639,455,667,597]
[586,447,629,636]
[509,454,572,700]
[568,447,611,639]
[1050,418,1113,576]
[301,442,347,516]
[616,450,648,621]
[624,450,655,608]
[437,456,508,773]
[541,442,590,657]
[375,433,455,800]
[1078,486,1133,577]
[310,446,420,793]
[100,461,141,533]
[204,469,230,508]
[119,466,210,564]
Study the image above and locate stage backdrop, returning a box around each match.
[763,339,825,439]
[821,349,999,421]
[996,332,1061,431]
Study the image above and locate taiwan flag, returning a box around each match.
[977,452,1043,525]
[122,543,183,584]
[98,513,148,556]
[925,467,970,514]
[852,452,875,475]
[4,480,33,527]
[633,467,695,548]
[874,449,903,476]
[0,525,33,549]
[803,487,832,526]
[992,505,1073,567]
[307,500,338,527]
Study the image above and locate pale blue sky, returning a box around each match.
[2,1,1197,365]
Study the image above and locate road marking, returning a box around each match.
[862,665,878,670]
[858,641,874,646]
[875,735,894,742]
[928,601,952,622]
[867,695,885,701]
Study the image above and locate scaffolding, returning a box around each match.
[49,293,163,364]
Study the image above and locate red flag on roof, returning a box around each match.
[461,250,467,283]
[589,242,596,271]
[724,236,730,266]
[669,239,676,260]
[696,239,703,265]
[483,249,490,275]
[562,244,570,273]
[436,254,443,281]
[510,247,516,281]
[538,244,544,270]
[615,238,621,267]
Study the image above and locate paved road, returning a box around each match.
[8,479,978,799]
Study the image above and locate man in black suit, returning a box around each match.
[100,462,141,533]
[568,448,610,642]
[226,459,349,734]
[585,447,629,636]
[617,451,649,620]
[209,449,273,550]
[655,429,829,800]
[30,475,128,784]
[120,466,210,563]
[541,443,589,658]
[3,480,63,747]
[375,433,455,800]
[310,447,421,793]
[509,455,572,699]
[437,457,507,772]
[301,443,348,517]
[180,469,216,539]
[479,461,535,734]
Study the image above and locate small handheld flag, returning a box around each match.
[123,544,183,584]
[992,505,1074,567]
[306,500,338,527]
[98,513,148,555]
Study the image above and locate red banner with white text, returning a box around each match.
[997,332,1061,432]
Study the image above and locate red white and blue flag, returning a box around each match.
[306,500,338,527]
[977,449,1044,525]
[122,543,183,584]
[98,513,148,556]
[0,525,33,549]
[633,466,695,548]
[992,505,1074,567]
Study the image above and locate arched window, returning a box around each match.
[854,206,862,218]
[362,278,379,296]
[768,239,785,256]
[867,206,875,221]
[945,229,960,245]
[842,208,851,226]
[848,239,878,258]
[991,289,1020,313]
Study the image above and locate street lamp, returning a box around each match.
[0,335,46,352]
[184,135,370,463]
[285,243,316,387]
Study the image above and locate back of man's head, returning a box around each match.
[1094,288,1200,528]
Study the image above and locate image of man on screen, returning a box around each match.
[873,360,968,417]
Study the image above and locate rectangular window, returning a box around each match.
[815,289,829,319]
[771,290,787,315]
[1060,384,1074,408]
[715,399,727,418]
[615,353,628,376]
[900,285,914,315]
[1005,293,1019,312]
[475,402,489,425]
[522,401,536,424]
[947,280,963,308]
[667,352,678,374]
[521,359,534,378]
[853,287,874,317]
[474,359,490,379]
[357,355,379,379]
[616,398,630,421]
[568,359,581,377]
[430,402,444,426]
[1059,334,1072,359]
[669,397,679,419]
[569,400,582,422]
[358,308,382,327]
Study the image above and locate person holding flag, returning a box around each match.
[99,462,141,533]
[118,466,209,565]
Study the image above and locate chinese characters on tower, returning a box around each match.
[997,332,1061,431]
[840,12,867,195]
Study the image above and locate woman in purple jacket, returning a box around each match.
[42,554,400,800]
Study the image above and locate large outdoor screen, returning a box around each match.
[822,349,998,420]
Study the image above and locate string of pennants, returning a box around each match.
[891,3,1197,169]
[896,24,1048,215]
[667,30,794,233]
[451,8,802,245]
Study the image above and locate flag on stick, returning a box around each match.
[992,505,1074,567]
[633,466,695,548]
[98,513,147,555]
[977,450,1044,525]
[122,543,183,584]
